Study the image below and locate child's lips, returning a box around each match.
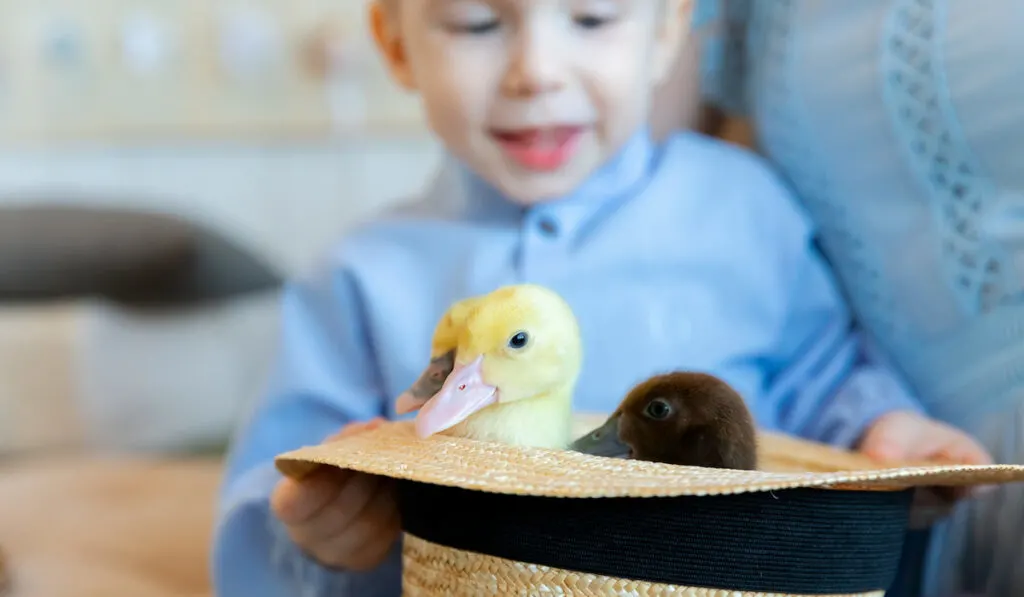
[490,125,585,171]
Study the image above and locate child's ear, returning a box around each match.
[651,0,693,86]
[369,1,417,91]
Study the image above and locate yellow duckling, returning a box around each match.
[399,284,582,449]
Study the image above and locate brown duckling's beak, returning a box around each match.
[570,413,632,458]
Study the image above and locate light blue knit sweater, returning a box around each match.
[697,2,1024,595]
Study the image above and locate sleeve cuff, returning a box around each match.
[213,463,350,597]
[805,366,926,449]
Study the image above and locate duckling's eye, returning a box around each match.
[508,331,529,349]
[644,398,672,420]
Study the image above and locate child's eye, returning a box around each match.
[573,14,614,29]
[442,2,501,35]
[452,19,500,34]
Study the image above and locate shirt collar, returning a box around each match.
[453,127,656,239]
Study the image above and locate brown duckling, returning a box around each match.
[571,371,758,470]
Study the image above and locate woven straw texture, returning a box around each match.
[401,533,884,597]
[275,419,1024,498]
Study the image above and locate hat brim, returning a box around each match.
[274,417,1024,498]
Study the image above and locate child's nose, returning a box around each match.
[500,25,566,98]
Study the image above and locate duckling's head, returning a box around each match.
[413,284,582,439]
[571,372,758,470]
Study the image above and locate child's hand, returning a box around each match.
[858,410,992,466]
[271,418,399,571]
[858,410,994,528]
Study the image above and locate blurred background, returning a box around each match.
[0,0,445,457]
[0,1,443,595]
[0,0,444,458]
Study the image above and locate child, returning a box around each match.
[212,1,991,595]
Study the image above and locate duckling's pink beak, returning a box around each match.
[414,355,497,439]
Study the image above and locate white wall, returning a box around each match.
[0,135,443,274]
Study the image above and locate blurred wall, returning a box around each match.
[0,139,442,275]
[0,0,442,456]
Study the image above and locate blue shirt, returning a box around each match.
[212,128,924,597]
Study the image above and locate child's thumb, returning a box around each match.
[860,434,912,462]
[326,417,388,442]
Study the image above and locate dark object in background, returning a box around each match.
[0,204,282,307]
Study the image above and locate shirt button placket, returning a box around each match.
[537,216,559,237]
[520,213,561,282]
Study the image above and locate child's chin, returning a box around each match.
[490,162,599,205]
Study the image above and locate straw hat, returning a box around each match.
[276,416,1024,597]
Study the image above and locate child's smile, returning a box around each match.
[489,125,589,172]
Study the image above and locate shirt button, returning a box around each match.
[537,217,559,237]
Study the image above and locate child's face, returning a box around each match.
[371,0,689,205]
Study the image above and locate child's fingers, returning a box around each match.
[332,513,401,572]
[271,468,352,526]
[363,417,386,432]
[910,435,995,505]
[349,524,401,571]
[945,437,993,466]
[860,432,915,462]
[327,423,366,441]
[344,506,402,571]
[316,480,399,571]
[326,417,388,442]
[289,473,383,546]
[331,479,397,554]
[917,434,993,466]
[948,437,997,497]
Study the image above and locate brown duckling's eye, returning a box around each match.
[644,398,672,420]
[508,331,529,349]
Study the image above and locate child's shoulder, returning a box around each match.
[328,202,456,265]
[308,182,472,289]
[659,130,790,191]
[650,131,817,248]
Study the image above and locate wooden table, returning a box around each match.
[0,456,220,597]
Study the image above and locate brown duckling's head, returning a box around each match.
[571,372,758,470]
